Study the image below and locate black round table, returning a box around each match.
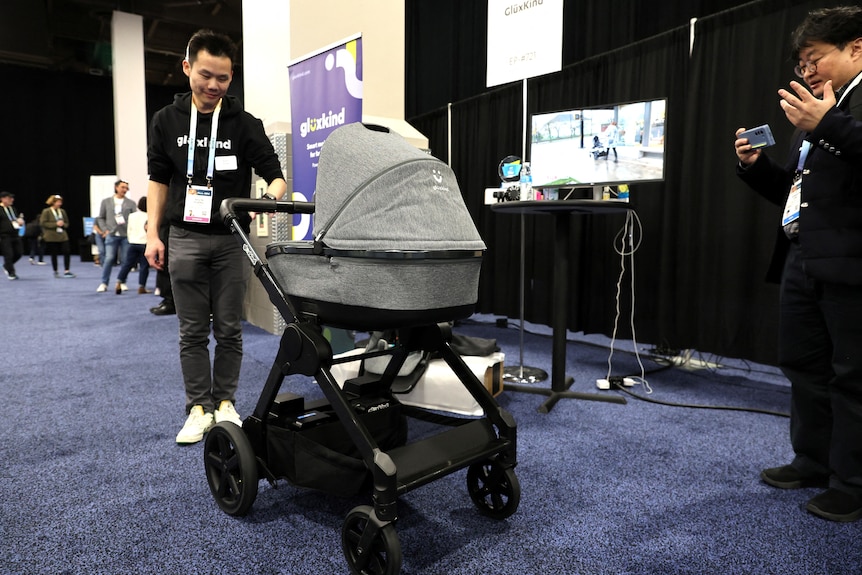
[491,200,631,413]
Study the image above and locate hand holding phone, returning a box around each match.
[739,124,775,149]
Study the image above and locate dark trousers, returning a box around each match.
[156,222,173,304]
[779,242,862,494]
[117,243,149,287]
[1,234,23,275]
[27,237,44,261]
[169,226,248,413]
[45,240,71,272]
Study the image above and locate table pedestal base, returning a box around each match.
[505,377,626,414]
[503,365,548,384]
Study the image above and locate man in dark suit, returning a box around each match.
[0,191,25,280]
[734,6,862,522]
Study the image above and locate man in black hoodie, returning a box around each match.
[146,29,287,445]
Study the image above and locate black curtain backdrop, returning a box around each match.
[0,65,230,245]
[0,66,116,239]
[409,0,833,365]
[405,0,806,119]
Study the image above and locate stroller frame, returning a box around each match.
[204,198,519,575]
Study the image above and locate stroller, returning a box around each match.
[204,123,519,575]
[590,135,608,160]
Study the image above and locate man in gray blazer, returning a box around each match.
[96,180,137,292]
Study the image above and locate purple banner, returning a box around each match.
[289,36,363,239]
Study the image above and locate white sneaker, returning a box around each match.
[119,283,129,292]
[214,400,242,426]
[96,283,107,292]
[176,406,215,444]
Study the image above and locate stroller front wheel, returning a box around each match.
[466,460,521,519]
[203,422,259,516]
[341,505,402,575]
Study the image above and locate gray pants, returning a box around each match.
[169,226,249,413]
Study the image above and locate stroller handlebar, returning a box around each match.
[220,197,315,225]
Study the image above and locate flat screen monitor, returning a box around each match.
[529,98,666,189]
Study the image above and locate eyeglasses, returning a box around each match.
[794,47,838,78]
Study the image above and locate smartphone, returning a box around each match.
[740,124,776,149]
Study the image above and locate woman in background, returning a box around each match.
[40,195,76,278]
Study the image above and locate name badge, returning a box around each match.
[782,177,802,226]
[215,155,237,171]
[184,185,214,224]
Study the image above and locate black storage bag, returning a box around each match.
[265,401,407,497]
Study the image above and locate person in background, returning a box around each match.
[91,221,106,267]
[96,180,136,293]
[24,217,46,265]
[604,121,619,162]
[149,221,176,315]
[39,195,76,278]
[115,196,150,295]
[146,29,286,444]
[0,191,25,280]
[734,5,862,522]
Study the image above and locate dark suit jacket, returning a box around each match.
[0,206,21,237]
[738,75,862,285]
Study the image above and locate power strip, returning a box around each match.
[596,377,638,390]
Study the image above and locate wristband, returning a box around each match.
[262,193,276,201]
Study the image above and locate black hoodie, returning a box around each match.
[147,92,284,234]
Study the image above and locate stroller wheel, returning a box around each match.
[203,422,258,516]
[341,505,402,575]
[466,460,521,519]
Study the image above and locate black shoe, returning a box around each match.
[150,301,176,316]
[761,465,829,489]
[806,489,862,522]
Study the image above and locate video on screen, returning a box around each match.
[529,98,666,188]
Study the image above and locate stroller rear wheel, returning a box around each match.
[466,460,521,519]
[203,422,259,516]
[341,505,402,575]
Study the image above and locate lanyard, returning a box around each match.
[837,71,862,107]
[187,99,222,188]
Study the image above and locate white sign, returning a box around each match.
[486,0,563,87]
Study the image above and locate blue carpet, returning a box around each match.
[1,258,859,574]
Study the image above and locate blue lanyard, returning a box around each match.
[796,141,811,174]
[187,99,222,188]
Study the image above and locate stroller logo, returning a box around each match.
[324,40,363,100]
[431,168,450,192]
[299,107,346,138]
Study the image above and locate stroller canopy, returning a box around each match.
[313,123,486,253]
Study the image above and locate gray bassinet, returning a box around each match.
[266,123,486,330]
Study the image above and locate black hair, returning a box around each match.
[137,196,147,212]
[791,6,862,60]
[185,29,238,67]
[114,179,128,189]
